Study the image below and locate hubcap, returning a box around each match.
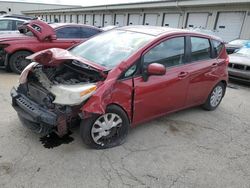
[210,85,223,107]
[91,113,123,145]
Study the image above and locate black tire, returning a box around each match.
[202,82,226,111]
[80,105,130,149]
[5,63,12,72]
[9,51,32,74]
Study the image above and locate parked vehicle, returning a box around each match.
[0,14,34,20]
[226,39,250,54]
[101,25,119,31]
[228,45,250,82]
[0,20,102,73]
[0,17,27,35]
[11,26,228,149]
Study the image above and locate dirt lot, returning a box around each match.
[0,70,249,188]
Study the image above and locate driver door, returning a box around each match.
[133,36,190,124]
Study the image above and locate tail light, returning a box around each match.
[225,56,229,65]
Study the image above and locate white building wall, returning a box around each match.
[0,1,77,15]
[22,1,250,41]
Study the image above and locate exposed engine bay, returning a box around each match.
[32,60,102,85]
[13,60,105,136]
[22,60,103,107]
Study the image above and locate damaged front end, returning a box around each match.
[11,49,106,136]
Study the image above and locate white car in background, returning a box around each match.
[228,45,250,83]
[0,17,27,34]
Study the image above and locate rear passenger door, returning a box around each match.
[185,36,220,106]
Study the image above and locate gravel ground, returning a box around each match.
[0,70,249,188]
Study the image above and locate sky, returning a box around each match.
[0,0,162,6]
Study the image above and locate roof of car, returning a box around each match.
[118,25,222,41]
[0,14,34,20]
[49,23,102,30]
[0,17,27,22]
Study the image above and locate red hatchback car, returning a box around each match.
[11,26,228,149]
[0,20,102,73]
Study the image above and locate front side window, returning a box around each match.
[191,37,211,61]
[0,20,12,30]
[144,37,185,67]
[56,27,82,38]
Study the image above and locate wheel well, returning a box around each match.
[106,103,131,124]
[8,50,33,64]
[220,80,227,87]
[220,80,227,97]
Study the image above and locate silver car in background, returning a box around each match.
[226,39,250,54]
[0,14,34,34]
[228,46,250,83]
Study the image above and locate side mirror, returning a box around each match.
[147,63,166,76]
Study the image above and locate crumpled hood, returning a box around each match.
[229,53,250,66]
[0,33,34,43]
[27,48,107,73]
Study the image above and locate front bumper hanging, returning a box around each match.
[11,87,57,134]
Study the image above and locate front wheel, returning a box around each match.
[202,82,226,111]
[80,105,129,149]
[9,51,32,74]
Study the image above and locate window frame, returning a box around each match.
[211,39,224,58]
[119,35,189,81]
[142,36,187,69]
[186,35,214,63]
[55,26,84,39]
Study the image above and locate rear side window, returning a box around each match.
[0,20,12,30]
[13,20,24,30]
[144,37,185,68]
[212,40,223,57]
[56,27,82,38]
[191,37,211,61]
[80,27,101,38]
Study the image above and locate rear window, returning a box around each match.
[80,27,101,38]
[56,27,82,38]
[191,37,212,61]
[212,40,223,57]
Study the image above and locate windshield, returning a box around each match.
[236,47,250,56]
[70,30,154,69]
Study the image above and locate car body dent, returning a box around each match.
[82,60,133,117]
[26,48,106,72]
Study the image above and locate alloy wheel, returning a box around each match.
[91,113,123,146]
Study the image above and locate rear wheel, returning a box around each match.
[9,51,32,74]
[202,82,226,111]
[80,105,129,149]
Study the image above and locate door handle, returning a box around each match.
[211,63,218,68]
[178,72,189,79]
